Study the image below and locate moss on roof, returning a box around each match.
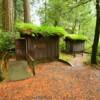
[16,23,66,37]
[65,34,87,41]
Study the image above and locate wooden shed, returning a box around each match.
[25,35,59,60]
[16,23,66,61]
[16,35,59,61]
[65,38,85,56]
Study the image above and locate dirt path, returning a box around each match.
[0,55,100,100]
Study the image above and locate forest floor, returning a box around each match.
[0,54,100,100]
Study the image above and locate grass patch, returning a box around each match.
[59,52,73,62]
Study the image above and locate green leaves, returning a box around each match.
[0,32,14,51]
[16,22,38,33]
[37,25,66,37]
[16,23,66,37]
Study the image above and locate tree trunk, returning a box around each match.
[23,0,31,23]
[44,0,47,24]
[54,20,58,26]
[14,0,17,21]
[91,0,100,64]
[72,19,77,34]
[2,0,14,32]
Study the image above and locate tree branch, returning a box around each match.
[68,0,93,12]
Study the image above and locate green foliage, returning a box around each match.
[59,52,73,62]
[37,25,66,37]
[85,41,100,54]
[16,22,38,35]
[16,23,66,37]
[98,42,100,54]
[65,34,87,41]
[97,56,100,63]
[59,38,66,51]
[0,32,15,52]
[37,0,96,51]
[0,29,2,32]
[0,0,3,28]
[37,0,68,26]
[85,41,92,53]
[16,22,37,31]
[13,0,24,21]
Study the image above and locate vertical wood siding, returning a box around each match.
[16,39,26,60]
[26,36,59,60]
[65,40,85,53]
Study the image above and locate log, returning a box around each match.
[26,54,35,75]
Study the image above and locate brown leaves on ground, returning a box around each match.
[0,55,100,100]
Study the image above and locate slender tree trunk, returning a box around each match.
[0,0,2,28]
[2,0,14,32]
[14,0,17,21]
[72,19,77,34]
[44,0,47,24]
[91,0,100,64]
[54,20,58,26]
[23,0,31,23]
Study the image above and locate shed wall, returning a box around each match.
[26,36,59,60]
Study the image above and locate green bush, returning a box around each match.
[85,41,92,53]
[0,32,15,52]
[16,22,66,37]
[0,29,2,32]
[85,41,100,54]
[59,38,66,51]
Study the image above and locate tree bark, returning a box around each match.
[44,0,47,24]
[72,19,77,34]
[14,0,17,21]
[23,0,31,23]
[54,20,58,26]
[2,0,14,32]
[91,0,100,64]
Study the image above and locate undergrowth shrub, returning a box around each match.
[0,32,15,52]
[59,38,66,51]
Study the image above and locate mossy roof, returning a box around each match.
[65,34,87,41]
[16,23,66,37]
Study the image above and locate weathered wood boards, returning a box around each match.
[26,36,59,60]
[16,36,59,60]
[65,39,85,56]
[16,38,26,60]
